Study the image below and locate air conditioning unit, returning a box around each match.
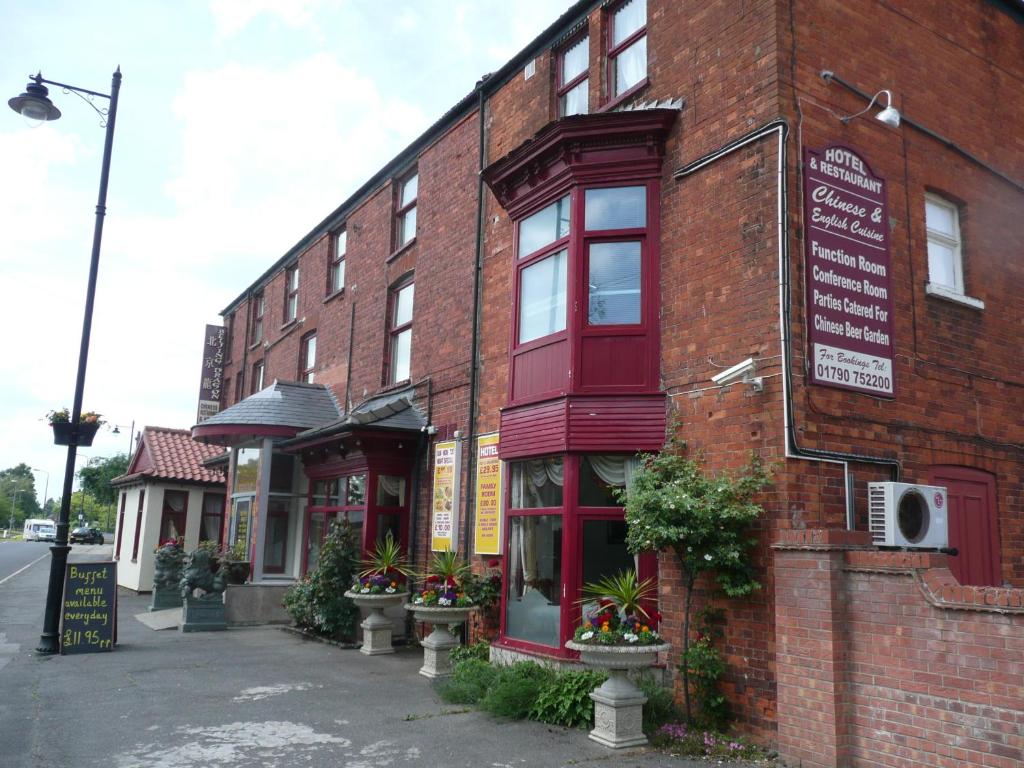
[868,482,948,549]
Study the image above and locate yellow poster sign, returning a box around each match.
[430,439,460,551]
[473,433,503,555]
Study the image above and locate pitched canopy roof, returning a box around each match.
[112,427,226,487]
[281,387,427,450]
[191,380,342,446]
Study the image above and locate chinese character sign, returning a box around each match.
[197,324,225,422]
[431,439,460,552]
[473,433,503,555]
[804,145,895,397]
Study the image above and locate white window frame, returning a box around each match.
[924,193,984,310]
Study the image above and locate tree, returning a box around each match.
[77,454,129,506]
[0,463,42,527]
[619,440,770,725]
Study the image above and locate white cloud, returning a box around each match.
[208,0,340,38]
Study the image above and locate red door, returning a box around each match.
[928,466,1000,586]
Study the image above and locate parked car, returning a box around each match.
[70,526,104,545]
[23,519,56,542]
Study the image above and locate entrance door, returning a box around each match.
[928,466,1000,586]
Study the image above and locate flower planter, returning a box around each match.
[344,591,409,655]
[51,421,100,447]
[405,603,476,678]
[566,640,671,749]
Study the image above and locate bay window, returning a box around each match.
[608,0,647,100]
[502,454,653,656]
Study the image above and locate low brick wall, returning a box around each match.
[774,529,1024,768]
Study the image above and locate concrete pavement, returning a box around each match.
[0,546,765,767]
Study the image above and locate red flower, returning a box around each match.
[426,574,440,583]
[487,558,500,568]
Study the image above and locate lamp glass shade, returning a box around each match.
[8,82,62,125]
[876,106,900,127]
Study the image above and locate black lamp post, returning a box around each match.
[8,69,122,654]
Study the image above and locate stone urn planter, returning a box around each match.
[344,590,409,655]
[566,640,671,749]
[405,604,476,678]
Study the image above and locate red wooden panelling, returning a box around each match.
[578,335,648,388]
[511,337,569,402]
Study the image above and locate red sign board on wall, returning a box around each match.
[803,144,895,398]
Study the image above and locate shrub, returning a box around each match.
[635,672,680,734]
[529,668,607,729]
[480,662,554,719]
[282,520,360,640]
[436,658,498,705]
[450,640,491,664]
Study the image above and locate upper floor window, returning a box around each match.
[299,332,317,383]
[557,35,589,117]
[224,312,234,363]
[250,293,265,345]
[396,170,418,249]
[608,0,647,100]
[329,229,346,295]
[925,194,963,294]
[517,196,571,344]
[284,265,299,323]
[252,360,265,394]
[387,280,414,384]
[584,186,645,325]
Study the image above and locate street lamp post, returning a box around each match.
[32,467,50,514]
[111,420,136,457]
[8,488,24,534]
[8,68,122,655]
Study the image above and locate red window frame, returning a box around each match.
[395,169,418,249]
[131,489,145,562]
[200,492,225,546]
[283,264,299,324]
[509,181,659,406]
[328,228,346,295]
[251,360,264,394]
[605,0,648,106]
[114,491,126,560]
[250,293,265,345]
[385,277,414,385]
[299,331,317,383]
[497,454,657,659]
[159,490,188,543]
[556,32,589,117]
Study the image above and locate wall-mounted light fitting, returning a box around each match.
[822,71,900,128]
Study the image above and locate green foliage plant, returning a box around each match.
[358,532,412,580]
[412,549,474,607]
[436,658,499,705]
[479,662,555,719]
[618,438,770,724]
[685,608,730,730]
[450,640,491,664]
[282,520,360,640]
[635,671,681,734]
[529,668,607,728]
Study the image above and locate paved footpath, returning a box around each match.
[0,547,763,768]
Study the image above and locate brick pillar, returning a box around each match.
[773,529,871,768]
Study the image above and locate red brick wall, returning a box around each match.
[775,531,1024,768]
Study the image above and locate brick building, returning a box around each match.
[197,2,1023,765]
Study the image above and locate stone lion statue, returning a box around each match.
[153,543,185,592]
[180,548,227,599]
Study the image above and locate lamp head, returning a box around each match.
[875,106,901,127]
[8,78,61,126]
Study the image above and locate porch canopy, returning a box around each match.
[191,380,342,447]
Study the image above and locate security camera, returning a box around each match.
[711,358,762,391]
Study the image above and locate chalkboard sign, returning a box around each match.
[61,561,117,654]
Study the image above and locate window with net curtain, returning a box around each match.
[609,0,647,99]
[504,455,639,648]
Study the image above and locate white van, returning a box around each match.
[23,519,56,542]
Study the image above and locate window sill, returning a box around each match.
[323,288,345,304]
[248,341,264,351]
[279,319,298,332]
[386,237,417,263]
[925,283,984,310]
[598,78,650,114]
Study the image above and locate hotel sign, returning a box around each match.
[196,324,225,422]
[473,433,503,556]
[804,145,895,397]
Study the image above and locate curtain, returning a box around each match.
[587,455,640,489]
[201,515,220,541]
[379,475,405,504]
[164,492,186,513]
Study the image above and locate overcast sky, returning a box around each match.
[0,0,570,507]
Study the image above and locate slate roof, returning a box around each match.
[196,380,342,430]
[282,387,426,447]
[112,427,226,487]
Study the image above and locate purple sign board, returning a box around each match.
[197,324,225,422]
[804,145,895,398]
